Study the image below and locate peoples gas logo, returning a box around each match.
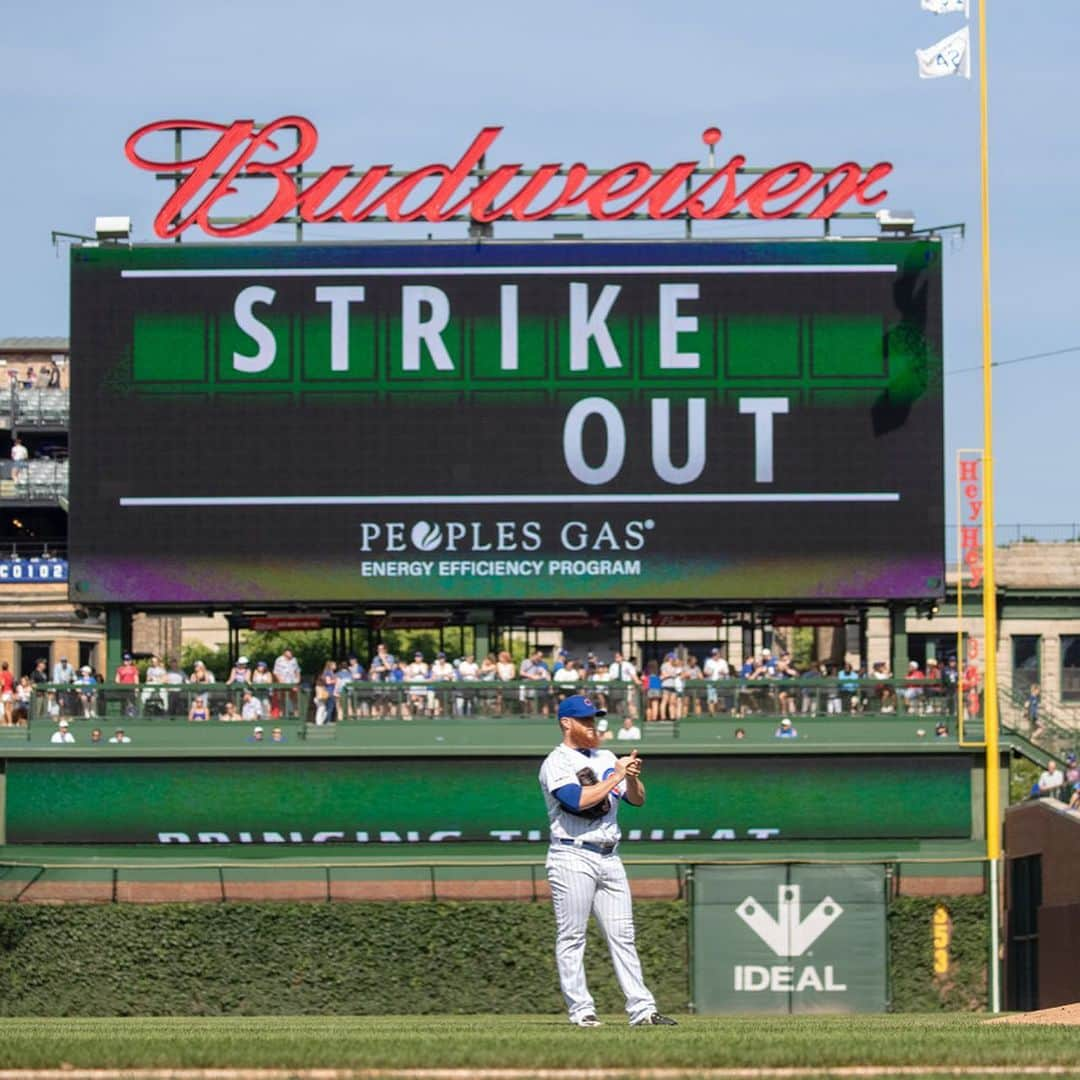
[358,518,655,554]
[733,885,848,993]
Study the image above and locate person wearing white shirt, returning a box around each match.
[52,657,75,684]
[703,648,731,715]
[272,649,301,718]
[240,690,265,722]
[1037,760,1065,798]
[615,716,641,741]
[50,719,75,744]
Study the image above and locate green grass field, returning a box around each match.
[1,1015,1079,1077]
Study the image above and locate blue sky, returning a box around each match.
[0,0,1075,526]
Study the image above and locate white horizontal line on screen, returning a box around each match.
[119,492,900,508]
[120,264,896,279]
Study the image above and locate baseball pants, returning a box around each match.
[546,844,656,1023]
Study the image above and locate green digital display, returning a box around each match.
[6,754,971,844]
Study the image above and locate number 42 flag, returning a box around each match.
[921,0,968,13]
[916,25,971,78]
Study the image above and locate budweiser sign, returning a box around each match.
[125,118,893,240]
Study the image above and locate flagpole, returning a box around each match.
[976,0,1002,1015]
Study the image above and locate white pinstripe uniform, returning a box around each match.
[539,741,657,1025]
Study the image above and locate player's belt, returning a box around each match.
[557,838,617,856]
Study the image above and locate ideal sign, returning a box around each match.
[124,119,893,239]
[691,866,887,1014]
[733,886,847,993]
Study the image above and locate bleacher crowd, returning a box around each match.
[12,645,986,728]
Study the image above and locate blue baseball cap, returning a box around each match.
[557,694,607,721]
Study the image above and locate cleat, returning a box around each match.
[631,1011,678,1026]
[573,1014,602,1027]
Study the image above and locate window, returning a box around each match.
[1011,636,1040,697]
[1062,636,1080,703]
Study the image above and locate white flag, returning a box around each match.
[916,25,971,79]
[921,0,969,15]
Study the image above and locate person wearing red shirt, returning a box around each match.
[0,661,14,725]
[115,652,140,718]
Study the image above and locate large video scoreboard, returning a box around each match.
[69,239,943,604]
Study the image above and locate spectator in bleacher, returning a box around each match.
[553,657,579,692]
[520,649,551,716]
[430,651,457,718]
[1064,753,1079,789]
[1034,759,1065,799]
[774,717,798,738]
[141,654,167,716]
[935,719,950,739]
[317,660,339,724]
[903,660,924,713]
[247,725,265,743]
[0,660,14,725]
[616,714,641,742]
[31,657,49,687]
[924,658,942,713]
[114,651,139,721]
[659,652,681,720]
[90,727,103,743]
[52,655,75,685]
[109,727,131,744]
[643,659,662,722]
[226,656,251,686]
[1027,683,1043,737]
[188,695,210,722]
[271,727,286,743]
[240,689,264,722]
[943,655,960,715]
[775,653,798,717]
[251,659,273,687]
[273,648,301,719]
[188,659,215,685]
[187,659,214,715]
[369,642,395,680]
[703,647,730,715]
[74,665,97,719]
[684,654,705,715]
[871,660,895,713]
[9,435,27,484]
[456,653,479,715]
[49,718,74,744]
[611,651,639,719]
[164,659,186,716]
[22,366,35,390]
[219,700,241,722]
[837,661,860,713]
[12,675,31,725]
[46,364,60,389]
[492,650,516,713]
[590,661,611,712]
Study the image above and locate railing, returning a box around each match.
[0,387,69,427]
[0,458,68,500]
[946,523,1080,547]
[18,682,307,730]
[19,677,974,734]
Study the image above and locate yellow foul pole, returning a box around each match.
[977,0,1002,1012]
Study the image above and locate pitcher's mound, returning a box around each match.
[986,1001,1080,1025]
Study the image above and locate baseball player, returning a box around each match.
[538,693,677,1028]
